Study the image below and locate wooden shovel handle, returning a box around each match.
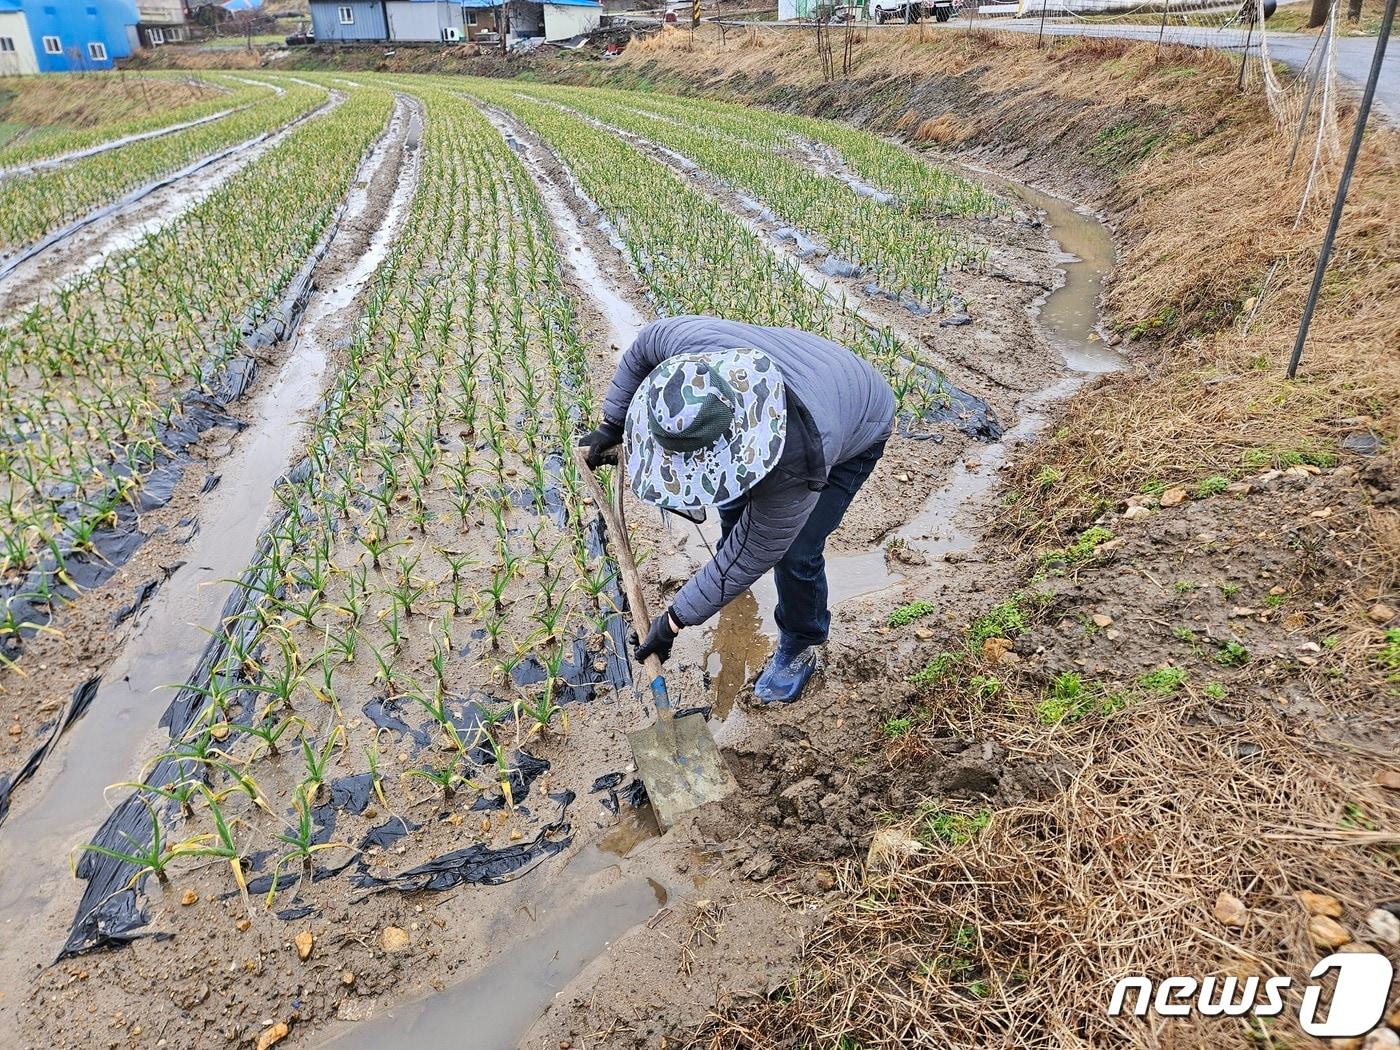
[570,443,667,686]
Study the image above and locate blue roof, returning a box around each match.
[543,0,603,7]
[461,0,500,7]
[0,0,22,11]
[221,0,263,9]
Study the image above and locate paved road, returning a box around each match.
[1009,22,1397,124]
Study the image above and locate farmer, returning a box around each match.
[578,315,894,704]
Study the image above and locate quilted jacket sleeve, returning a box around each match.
[669,480,820,627]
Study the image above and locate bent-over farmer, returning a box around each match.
[578,316,895,704]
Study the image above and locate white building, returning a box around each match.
[0,1,39,74]
[507,0,601,41]
[385,0,469,41]
[135,0,187,46]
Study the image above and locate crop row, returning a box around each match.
[74,85,623,902]
[510,82,995,311]
[0,73,272,173]
[0,84,396,639]
[0,76,327,253]
[619,89,1001,220]
[457,78,945,416]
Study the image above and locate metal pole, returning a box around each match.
[1038,0,1048,46]
[1156,0,1171,53]
[1287,0,1396,378]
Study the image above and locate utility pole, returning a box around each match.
[1287,0,1395,378]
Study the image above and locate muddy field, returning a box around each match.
[0,40,1394,1050]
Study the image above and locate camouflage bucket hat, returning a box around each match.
[625,348,787,510]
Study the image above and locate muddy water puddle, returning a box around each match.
[317,847,668,1050]
[0,96,421,1024]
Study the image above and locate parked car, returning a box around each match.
[284,30,314,44]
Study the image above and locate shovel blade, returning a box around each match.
[628,713,736,831]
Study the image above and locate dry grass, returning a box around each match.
[702,681,1399,1050]
[0,74,216,130]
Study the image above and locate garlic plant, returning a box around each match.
[0,84,394,597]
[512,81,996,312]
[0,72,276,173]
[0,75,327,253]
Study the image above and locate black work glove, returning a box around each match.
[632,611,680,665]
[578,419,624,471]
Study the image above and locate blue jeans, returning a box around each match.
[719,440,887,651]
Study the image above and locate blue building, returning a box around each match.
[308,0,389,42]
[18,0,138,71]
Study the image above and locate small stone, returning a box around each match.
[508,829,523,842]
[1368,603,1396,624]
[1123,504,1152,521]
[1091,613,1113,628]
[913,626,935,640]
[256,1022,289,1050]
[180,889,198,906]
[593,658,607,673]
[1375,770,1400,790]
[1298,891,1343,918]
[1331,1038,1364,1050]
[1308,915,1351,949]
[337,1000,373,1022]
[480,817,491,834]
[236,918,251,933]
[1213,891,1248,927]
[895,471,912,483]
[1225,482,1251,495]
[7,723,20,737]
[341,970,355,987]
[294,931,314,961]
[210,723,230,741]
[381,926,410,953]
[1104,628,1121,641]
[981,637,1013,664]
[1365,907,1400,945]
[1159,487,1188,507]
[1364,1030,1400,1050]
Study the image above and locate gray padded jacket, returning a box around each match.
[602,315,895,628]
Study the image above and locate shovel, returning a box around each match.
[571,444,737,830]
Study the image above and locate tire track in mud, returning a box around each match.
[0,95,424,1027]
[0,84,344,319]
